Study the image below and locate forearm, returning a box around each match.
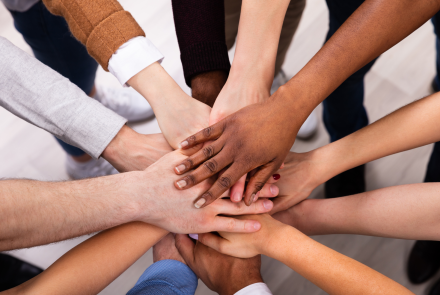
[232,0,290,87]
[310,93,440,182]
[9,222,167,295]
[291,183,440,240]
[0,174,142,251]
[278,0,440,121]
[266,226,413,295]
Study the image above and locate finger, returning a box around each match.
[229,174,246,202]
[215,198,273,215]
[175,234,196,265]
[175,152,232,191]
[179,143,203,157]
[178,122,224,149]
[280,163,285,169]
[197,233,228,254]
[244,164,279,206]
[174,140,225,175]
[258,183,279,199]
[212,216,261,233]
[193,163,247,208]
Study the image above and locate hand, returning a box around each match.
[153,233,186,264]
[269,151,325,214]
[175,234,264,295]
[174,96,302,208]
[102,125,173,172]
[191,71,228,107]
[134,150,274,233]
[209,77,271,203]
[128,62,212,150]
[197,214,288,258]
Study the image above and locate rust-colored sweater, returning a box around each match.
[42,0,145,71]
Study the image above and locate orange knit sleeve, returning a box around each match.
[42,0,145,71]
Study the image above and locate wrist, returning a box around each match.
[191,71,228,107]
[219,273,263,295]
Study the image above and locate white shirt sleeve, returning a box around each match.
[108,36,164,87]
[234,283,273,295]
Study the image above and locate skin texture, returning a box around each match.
[270,92,440,214]
[102,126,173,172]
[128,62,212,150]
[174,0,440,208]
[175,234,263,295]
[274,183,440,241]
[0,151,276,251]
[198,214,414,295]
[2,222,168,295]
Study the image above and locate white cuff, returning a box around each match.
[234,283,272,295]
[108,36,164,87]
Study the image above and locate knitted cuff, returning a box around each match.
[87,11,145,71]
[180,41,231,87]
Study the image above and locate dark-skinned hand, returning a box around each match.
[175,234,264,295]
[173,96,301,209]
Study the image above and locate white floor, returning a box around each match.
[0,0,438,294]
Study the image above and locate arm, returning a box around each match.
[3,222,167,295]
[0,151,272,251]
[0,36,172,172]
[275,183,440,241]
[173,0,440,207]
[171,0,229,107]
[271,92,440,213]
[199,214,414,295]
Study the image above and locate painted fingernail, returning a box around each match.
[179,141,189,149]
[194,198,206,208]
[273,174,281,180]
[189,233,199,240]
[175,164,186,173]
[270,185,278,195]
[263,200,273,210]
[176,179,187,188]
[233,192,241,202]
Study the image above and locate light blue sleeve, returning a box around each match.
[126,260,198,295]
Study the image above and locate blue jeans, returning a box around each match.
[9,1,98,157]
[324,0,440,182]
[127,260,198,295]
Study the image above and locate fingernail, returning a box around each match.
[249,193,255,205]
[270,185,278,195]
[233,192,241,202]
[254,191,260,202]
[179,141,189,149]
[176,179,187,188]
[273,174,281,180]
[175,164,186,173]
[194,198,206,208]
[189,233,199,240]
[263,200,272,210]
[254,222,261,230]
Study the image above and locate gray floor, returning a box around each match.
[0,0,438,294]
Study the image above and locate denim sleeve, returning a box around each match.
[127,260,198,295]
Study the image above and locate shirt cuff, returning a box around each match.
[108,36,164,87]
[234,283,273,295]
[127,260,198,295]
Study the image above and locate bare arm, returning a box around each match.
[272,92,440,213]
[3,222,167,295]
[199,215,414,295]
[276,183,440,241]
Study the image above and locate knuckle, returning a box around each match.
[254,182,265,191]
[184,158,194,169]
[202,145,215,158]
[203,127,212,138]
[203,159,218,173]
[226,218,236,231]
[218,176,232,189]
[184,174,197,186]
[188,135,197,144]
